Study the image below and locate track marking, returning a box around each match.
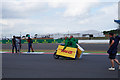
[1,51,120,55]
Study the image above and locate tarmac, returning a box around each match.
[2,53,120,78]
[2,43,120,79]
[2,43,120,51]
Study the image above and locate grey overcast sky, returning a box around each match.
[1,0,120,37]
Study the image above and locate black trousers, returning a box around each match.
[12,45,17,53]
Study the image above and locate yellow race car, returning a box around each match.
[53,44,84,60]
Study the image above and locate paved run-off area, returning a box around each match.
[2,53,120,78]
[2,43,120,78]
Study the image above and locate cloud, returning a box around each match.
[1,0,119,37]
[78,3,118,31]
[46,0,100,17]
[1,0,101,19]
[2,0,47,19]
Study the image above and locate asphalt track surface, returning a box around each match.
[2,43,120,51]
[2,53,120,78]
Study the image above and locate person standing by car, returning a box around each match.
[107,33,120,71]
[12,36,17,53]
[27,37,34,52]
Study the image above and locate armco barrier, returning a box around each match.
[1,39,66,44]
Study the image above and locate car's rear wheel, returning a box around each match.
[53,51,59,59]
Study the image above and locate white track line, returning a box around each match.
[0,51,120,55]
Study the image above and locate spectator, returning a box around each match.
[12,36,17,53]
[27,37,34,52]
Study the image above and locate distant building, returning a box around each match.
[50,33,81,39]
[80,30,105,37]
[36,30,105,39]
